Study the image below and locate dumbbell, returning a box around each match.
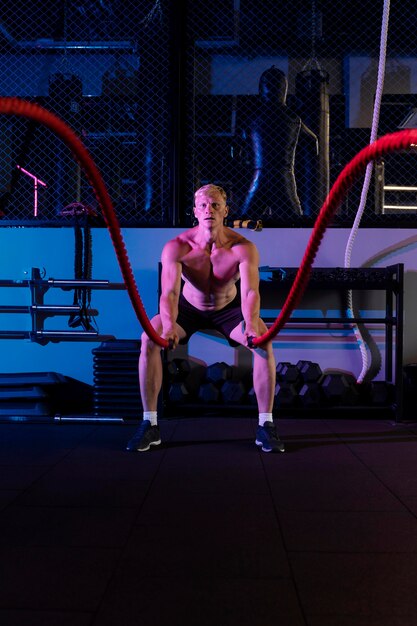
[277,362,302,390]
[369,380,394,406]
[298,382,322,407]
[198,381,221,404]
[296,360,323,383]
[276,362,291,379]
[274,381,298,407]
[206,361,233,387]
[320,372,359,406]
[247,386,257,406]
[166,358,190,381]
[342,373,361,406]
[221,379,247,404]
[165,359,176,379]
[168,381,190,404]
[166,359,206,403]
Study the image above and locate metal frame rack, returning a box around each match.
[0,267,126,344]
[261,263,404,420]
[157,262,404,421]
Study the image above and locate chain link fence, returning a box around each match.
[0,2,416,227]
[186,0,417,227]
[0,0,172,226]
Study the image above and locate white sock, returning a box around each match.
[143,411,158,426]
[258,413,273,427]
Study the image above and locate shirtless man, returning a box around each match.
[126,184,284,453]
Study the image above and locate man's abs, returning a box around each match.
[182,280,239,312]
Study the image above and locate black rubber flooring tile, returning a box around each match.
[0,444,79,467]
[324,419,411,435]
[158,435,263,469]
[72,421,178,452]
[168,416,256,441]
[0,490,20,511]
[0,545,119,611]
[0,504,139,548]
[258,439,363,475]
[399,496,417,517]
[0,464,50,490]
[347,440,417,469]
[0,423,97,444]
[279,509,417,552]
[119,521,290,579]
[45,448,166,481]
[0,610,93,626]
[155,438,260,467]
[290,552,417,619]
[0,424,96,466]
[14,472,151,508]
[267,467,405,512]
[306,615,417,626]
[149,438,270,494]
[136,490,279,530]
[91,575,305,626]
[150,467,271,495]
[364,465,417,498]
[274,418,334,436]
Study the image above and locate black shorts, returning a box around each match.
[176,293,244,347]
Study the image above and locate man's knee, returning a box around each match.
[140,330,160,354]
[252,339,274,358]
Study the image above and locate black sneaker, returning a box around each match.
[126,421,161,452]
[255,422,285,453]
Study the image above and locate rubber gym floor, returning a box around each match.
[0,415,417,626]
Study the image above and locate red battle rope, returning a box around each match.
[1,97,416,350]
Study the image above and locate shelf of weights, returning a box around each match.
[161,264,405,422]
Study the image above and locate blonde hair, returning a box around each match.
[194,184,227,203]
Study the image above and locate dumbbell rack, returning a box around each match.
[0,266,126,344]
[260,263,404,421]
[160,263,404,422]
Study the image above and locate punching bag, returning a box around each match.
[240,66,304,223]
[295,69,330,213]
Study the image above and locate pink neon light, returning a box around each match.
[16,165,47,217]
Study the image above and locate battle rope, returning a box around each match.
[1,97,415,351]
[344,0,390,382]
[0,97,170,349]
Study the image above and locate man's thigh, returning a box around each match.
[147,313,188,342]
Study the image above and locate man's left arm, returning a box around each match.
[238,242,262,344]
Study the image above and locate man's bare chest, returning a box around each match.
[181,249,239,285]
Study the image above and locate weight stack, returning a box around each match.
[92,340,142,420]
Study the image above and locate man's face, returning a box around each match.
[193,191,228,228]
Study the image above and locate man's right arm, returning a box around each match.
[159,241,183,348]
